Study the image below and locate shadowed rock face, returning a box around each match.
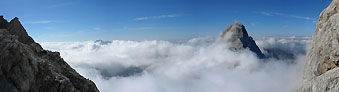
[99,66,143,78]
[218,22,265,59]
[298,0,339,92]
[0,16,99,92]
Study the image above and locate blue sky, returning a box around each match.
[0,0,332,42]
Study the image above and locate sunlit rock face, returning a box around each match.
[0,16,99,92]
[218,22,265,59]
[298,0,339,92]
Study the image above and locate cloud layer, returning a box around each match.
[40,36,310,92]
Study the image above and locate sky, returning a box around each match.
[0,0,332,42]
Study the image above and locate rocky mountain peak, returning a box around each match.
[0,16,7,29]
[218,22,265,59]
[298,0,339,91]
[0,17,99,92]
[7,17,35,45]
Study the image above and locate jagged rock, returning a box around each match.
[0,16,99,92]
[94,40,111,45]
[99,66,143,78]
[218,22,265,58]
[298,0,339,92]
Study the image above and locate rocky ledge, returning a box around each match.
[0,16,99,92]
[298,0,339,92]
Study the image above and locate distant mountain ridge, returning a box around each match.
[217,22,300,60]
[218,22,266,58]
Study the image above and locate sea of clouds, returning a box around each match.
[40,36,311,92]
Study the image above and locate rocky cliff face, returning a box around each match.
[298,0,339,91]
[0,16,99,92]
[218,22,265,58]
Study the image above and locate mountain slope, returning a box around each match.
[0,16,99,92]
[218,22,265,58]
[298,0,339,91]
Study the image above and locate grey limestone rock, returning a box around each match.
[218,22,265,59]
[0,16,99,92]
[298,0,339,91]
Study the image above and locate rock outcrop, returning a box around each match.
[0,16,99,92]
[298,0,339,92]
[218,22,265,58]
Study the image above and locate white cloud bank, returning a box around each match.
[40,36,310,92]
[256,36,311,54]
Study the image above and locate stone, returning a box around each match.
[298,0,339,92]
[218,22,265,59]
[0,17,99,92]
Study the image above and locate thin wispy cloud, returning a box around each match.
[91,27,108,32]
[122,26,154,30]
[24,20,59,24]
[134,14,181,21]
[48,2,76,8]
[42,26,55,30]
[94,27,102,31]
[259,11,273,16]
[257,11,316,23]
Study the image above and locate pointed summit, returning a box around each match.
[0,16,99,92]
[0,16,7,29]
[7,17,35,44]
[218,22,265,58]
